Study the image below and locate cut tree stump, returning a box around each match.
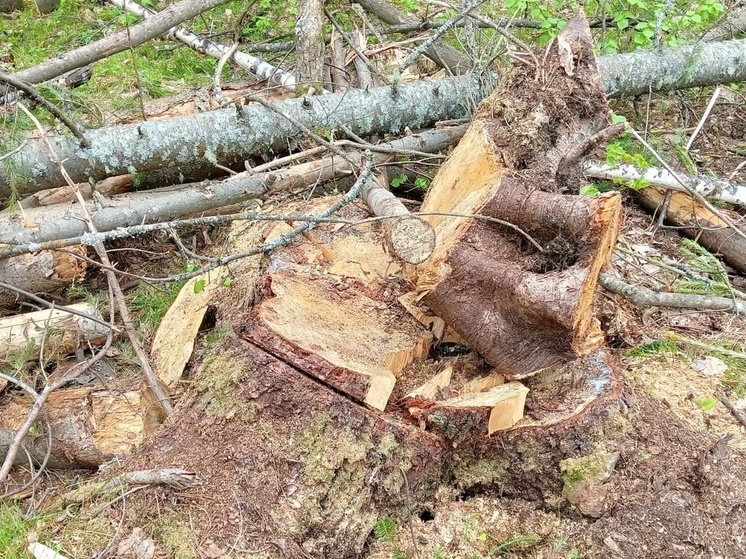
[241,202,433,411]
[410,12,622,377]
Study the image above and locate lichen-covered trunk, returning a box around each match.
[295,0,326,94]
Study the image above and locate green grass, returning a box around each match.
[626,340,683,358]
[130,281,184,335]
[0,502,32,559]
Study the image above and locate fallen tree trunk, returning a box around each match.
[583,159,746,206]
[0,247,86,308]
[0,384,160,469]
[634,185,746,272]
[0,302,108,359]
[0,126,465,252]
[3,38,745,195]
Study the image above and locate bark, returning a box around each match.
[597,38,746,97]
[583,159,746,206]
[703,6,746,41]
[295,0,326,93]
[0,247,86,308]
[11,0,232,85]
[3,38,745,195]
[633,185,746,272]
[0,126,465,251]
[109,0,296,89]
[352,0,473,74]
[351,28,375,89]
[329,29,350,92]
[0,76,483,197]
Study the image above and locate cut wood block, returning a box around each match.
[405,366,452,400]
[243,203,433,411]
[0,302,109,360]
[463,372,505,394]
[152,266,229,387]
[421,382,529,436]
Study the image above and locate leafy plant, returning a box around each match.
[694,396,718,411]
[374,516,398,542]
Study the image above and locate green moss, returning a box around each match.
[560,452,614,493]
[195,353,248,418]
[152,510,197,559]
[452,458,509,488]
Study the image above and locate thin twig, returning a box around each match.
[715,390,746,431]
[0,72,89,147]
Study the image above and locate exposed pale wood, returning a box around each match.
[1,385,159,468]
[151,267,229,388]
[0,303,108,360]
[242,202,432,411]
[463,372,505,394]
[0,247,87,308]
[419,381,530,435]
[397,292,465,344]
[405,366,452,400]
[634,186,746,272]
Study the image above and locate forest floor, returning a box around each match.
[2,2,746,558]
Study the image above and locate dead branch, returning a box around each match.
[11,0,233,85]
[599,273,746,313]
[351,0,472,73]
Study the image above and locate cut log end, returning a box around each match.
[388,215,436,264]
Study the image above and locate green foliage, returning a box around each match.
[0,502,36,559]
[130,281,184,334]
[373,516,398,542]
[488,534,541,555]
[673,239,733,296]
[694,396,717,411]
[627,339,682,357]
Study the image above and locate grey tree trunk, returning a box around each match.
[295,0,326,94]
[2,38,745,196]
[0,127,466,250]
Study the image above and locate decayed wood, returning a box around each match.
[361,174,435,264]
[0,385,160,469]
[634,186,746,272]
[242,203,432,411]
[411,13,621,376]
[0,247,86,307]
[0,302,108,359]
